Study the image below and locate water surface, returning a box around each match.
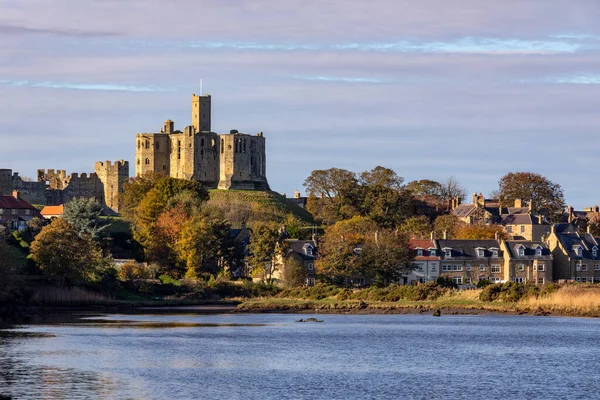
[1,312,599,399]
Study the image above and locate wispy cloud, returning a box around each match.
[0,79,172,92]
[0,23,120,38]
[128,35,600,55]
[515,73,600,85]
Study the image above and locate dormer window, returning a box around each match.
[429,249,436,256]
[305,246,314,256]
[353,247,362,256]
[516,245,525,257]
[443,248,452,258]
[573,245,583,257]
[535,246,543,257]
[476,248,485,258]
[593,247,598,258]
[490,248,499,258]
[417,249,423,257]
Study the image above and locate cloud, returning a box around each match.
[0,79,172,92]
[0,23,119,37]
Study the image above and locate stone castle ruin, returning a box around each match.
[135,93,269,190]
[0,160,129,214]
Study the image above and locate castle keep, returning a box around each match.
[0,160,129,214]
[135,94,269,190]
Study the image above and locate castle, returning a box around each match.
[0,160,129,214]
[135,94,270,190]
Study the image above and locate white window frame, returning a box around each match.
[520,225,525,233]
[417,249,423,257]
[466,264,472,272]
[518,264,525,271]
[452,276,463,285]
[491,265,501,274]
[479,264,485,271]
[535,247,542,257]
[537,264,545,272]
[518,247,525,257]
[477,249,485,258]
[307,263,314,271]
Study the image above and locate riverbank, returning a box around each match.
[236,286,600,318]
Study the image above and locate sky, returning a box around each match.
[1,0,600,208]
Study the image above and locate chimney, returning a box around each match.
[443,230,448,240]
[528,199,535,213]
[12,190,20,200]
[595,205,599,213]
[430,231,435,240]
[514,198,522,208]
[294,190,301,199]
[495,231,499,240]
[472,192,478,205]
[587,225,592,234]
[568,206,574,223]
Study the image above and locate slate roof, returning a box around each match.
[500,214,548,226]
[286,239,317,261]
[504,240,552,259]
[0,195,37,210]
[436,239,503,260]
[555,232,600,260]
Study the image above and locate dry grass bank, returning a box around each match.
[518,285,600,315]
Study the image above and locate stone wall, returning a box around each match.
[95,160,129,214]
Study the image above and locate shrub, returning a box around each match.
[477,279,491,288]
[479,284,502,302]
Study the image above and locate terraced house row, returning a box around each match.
[409,223,600,285]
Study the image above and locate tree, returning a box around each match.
[360,230,413,286]
[434,214,462,239]
[0,241,20,302]
[248,223,281,282]
[62,197,106,239]
[492,172,566,218]
[399,216,432,239]
[303,168,361,223]
[280,255,306,288]
[441,177,467,204]
[454,224,507,240]
[30,219,104,286]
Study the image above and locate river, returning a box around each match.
[1,311,599,399]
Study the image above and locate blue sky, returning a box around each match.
[1,0,600,208]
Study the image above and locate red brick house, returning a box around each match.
[0,190,41,231]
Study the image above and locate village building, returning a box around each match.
[273,239,317,286]
[40,204,64,219]
[451,193,502,225]
[436,239,504,285]
[407,238,440,284]
[500,240,553,284]
[0,191,42,232]
[545,224,600,282]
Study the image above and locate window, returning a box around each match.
[520,225,525,233]
[25,209,30,215]
[444,249,452,258]
[11,209,17,215]
[145,158,150,165]
[466,264,472,271]
[518,246,525,257]
[156,142,160,150]
[145,140,150,149]
[595,264,600,271]
[353,247,362,256]
[492,250,499,258]
[593,247,598,258]
[580,264,587,272]
[518,264,525,271]
[479,264,485,271]
[305,278,315,286]
[576,264,582,272]
[417,249,423,257]
[491,265,501,273]
[507,226,513,233]
[477,249,484,258]
[162,165,167,170]
[429,249,436,256]
[307,263,314,271]
[537,278,544,284]
[305,246,314,256]
[535,247,543,257]
[431,264,438,272]
[442,265,461,272]
[490,277,501,283]
[514,277,525,283]
[137,159,140,165]
[595,277,600,283]
[574,246,583,257]
[537,264,545,272]
[452,276,463,285]
[453,265,463,271]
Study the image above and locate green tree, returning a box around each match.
[0,241,20,302]
[303,168,361,223]
[491,172,566,219]
[399,215,432,239]
[361,230,413,286]
[281,255,306,288]
[30,219,105,286]
[62,197,106,239]
[248,223,281,282]
[434,214,462,239]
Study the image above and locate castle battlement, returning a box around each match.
[134,93,269,191]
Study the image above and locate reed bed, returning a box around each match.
[519,285,600,314]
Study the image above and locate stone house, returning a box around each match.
[0,191,41,231]
[451,193,502,225]
[500,213,551,241]
[500,240,553,284]
[273,239,317,286]
[545,224,600,282]
[407,238,440,283]
[436,239,504,285]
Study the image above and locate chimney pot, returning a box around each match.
[12,190,20,200]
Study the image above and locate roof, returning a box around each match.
[554,231,600,260]
[452,204,476,217]
[436,239,502,260]
[40,204,64,216]
[409,239,436,249]
[500,214,548,226]
[504,240,552,259]
[286,239,317,261]
[0,195,37,210]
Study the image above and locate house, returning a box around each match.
[408,238,440,284]
[0,190,41,231]
[565,205,600,232]
[436,239,504,285]
[451,193,502,225]
[500,213,551,241]
[273,239,317,286]
[501,240,553,284]
[40,204,64,219]
[545,224,600,282]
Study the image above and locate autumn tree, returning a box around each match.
[491,172,566,219]
[303,168,361,223]
[434,214,462,239]
[248,223,282,282]
[0,241,20,302]
[30,219,105,286]
[399,215,432,239]
[280,255,306,288]
[360,230,413,286]
[454,224,507,240]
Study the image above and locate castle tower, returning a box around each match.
[95,160,129,214]
[192,93,211,132]
[135,133,171,177]
[218,131,269,190]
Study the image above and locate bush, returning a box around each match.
[477,279,491,288]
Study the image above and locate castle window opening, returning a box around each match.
[163,165,167,170]
[145,158,150,165]
[201,138,205,147]
[243,139,246,153]
[137,159,140,165]
[221,139,224,153]
[145,140,150,149]
[156,142,160,150]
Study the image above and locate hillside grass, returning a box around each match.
[207,189,314,224]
